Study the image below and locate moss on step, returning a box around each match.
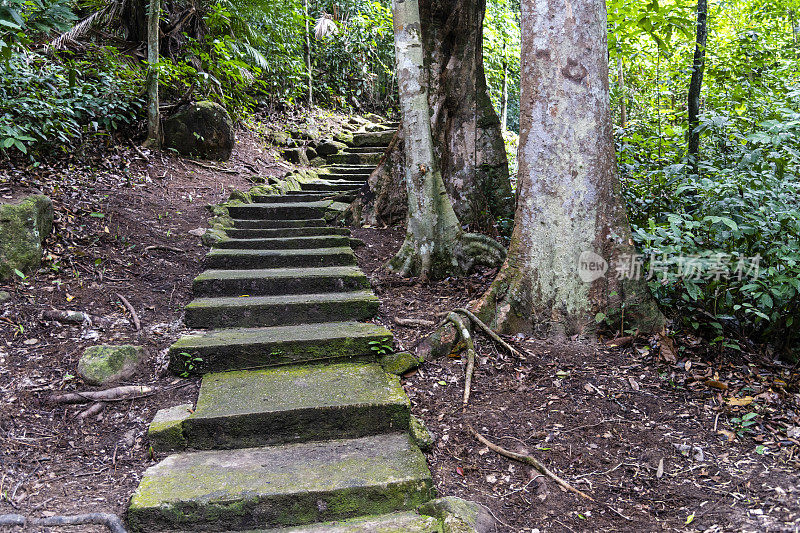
[242,511,440,532]
[148,404,193,452]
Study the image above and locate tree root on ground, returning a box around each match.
[387,231,506,280]
[0,513,127,532]
[49,385,153,404]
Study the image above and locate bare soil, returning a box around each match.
[353,226,800,533]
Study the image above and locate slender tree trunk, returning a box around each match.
[617,56,626,128]
[304,0,313,107]
[388,0,505,281]
[501,44,509,131]
[472,0,663,337]
[144,0,161,148]
[351,0,514,234]
[687,0,707,171]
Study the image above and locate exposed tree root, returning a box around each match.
[75,401,105,421]
[445,312,476,408]
[0,513,127,532]
[453,308,524,358]
[468,425,594,501]
[50,385,153,404]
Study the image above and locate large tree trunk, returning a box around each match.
[472,0,664,337]
[144,0,161,148]
[388,0,505,281]
[687,0,707,171]
[352,0,514,235]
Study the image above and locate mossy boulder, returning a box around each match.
[317,139,347,156]
[77,344,145,386]
[0,195,53,281]
[163,101,235,161]
[410,415,435,452]
[281,147,310,165]
[379,351,422,375]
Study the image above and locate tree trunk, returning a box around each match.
[687,0,707,171]
[388,0,505,281]
[352,0,514,234]
[472,0,664,337]
[144,0,161,148]
[617,56,626,128]
[304,0,313,107]
[501,56,509,131]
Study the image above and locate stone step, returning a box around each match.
[127,433,435,532]
[225,227,350,239]
[231,218,327,229]
[249,512,440,533]
[184,291,379,328]
[346,146,388,154]
[327,152,383,166]
[228,202,330,220]
[176,363,409,449]
[251,193,333,203]
[215,235,351,250]
[204,247,357,270]
[324,165,375,174]
[192,266,369,297]
[351,130,396,147]
[321,173,371,181]
[168,321,392,374]
[299,183,363,192]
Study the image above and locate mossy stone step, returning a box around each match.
[251,193,334,203]
[169,363,409,450]
[127,433,435,532]
[215,235,350,250]
[193,266,369,297]
[351,130,396,147]
[324,165,375,174]
[228,202,330,220]
[168,321,391,374]
[204,247,357,270]
[241,511,439,532]
[326,152,383,166]
[231,218,327,229]
[184,291,379,328]
[299,183,363,192]
[225,227,349,239]
[320,174,371,181]
[346,146,387,154]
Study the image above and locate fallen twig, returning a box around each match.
[115,293,141,332]
[393,316,436,328]
[187,159,239,173]
[144,245,186,253]
[49,385,153,404]
[454,308,525,358]
[0,512,127,532]
[468,425,594,501]
[130,142,149,162]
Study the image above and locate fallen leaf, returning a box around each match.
[656,458,664,479]
[628,377,640,391]
[717,429,736,442]
[727,396,753,406]
[705,379,729,391]
[659,333,677,363]
[456,466,464,476]
[686,513,695,525]
[66,293,75,302]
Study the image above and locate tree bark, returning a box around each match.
[388,0,505,281]
[617,56,626,128]
[144,0,161,148]
[472,0,664,337]
[687,0,707,171]
[352,0,514,234]
[501,54,509,131]
[304,0,313,107]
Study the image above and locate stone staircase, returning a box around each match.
[127,125,450,532]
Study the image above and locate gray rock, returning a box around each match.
[77,344,145,386]
[316,140,347,156]
[0,291,10,304]
[418,497,496,533]
[410,415,435,451]
[305,146,318,160]
[163,101,235,161]
[379,351,422,375]
[281,148,310,166]
[0,195,53,281]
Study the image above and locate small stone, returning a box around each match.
[418,497,495,533]
[410,415,435,452]
[379,351,422,375]
[0,291,10,304]
[77,344,145,386]
[188,228,207,237]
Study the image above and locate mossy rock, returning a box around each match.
[409,415,434,452]
[378,352,422,375]
[77,344,145,386]
[317,140,347,156]
[418,497,495,533]
[163,101,235,161]
[0,195,53,281]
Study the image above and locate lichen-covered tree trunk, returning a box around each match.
[388,0,505,281]
[472,0,664,337]
[352,0,513,234]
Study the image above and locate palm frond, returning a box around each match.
[49,1,122,50]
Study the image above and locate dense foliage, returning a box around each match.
[610,0,800,354]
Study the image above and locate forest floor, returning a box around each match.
[0,112,799,532]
